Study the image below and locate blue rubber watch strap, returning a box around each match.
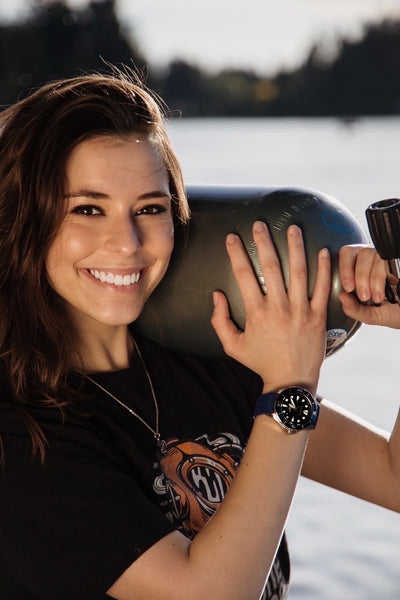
[253,392,278,418]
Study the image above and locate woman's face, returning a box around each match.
[46,135,174,333]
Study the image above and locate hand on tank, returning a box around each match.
[339,244,400,328]
[211,221,331,394]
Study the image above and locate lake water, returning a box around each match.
[167,117,400,599]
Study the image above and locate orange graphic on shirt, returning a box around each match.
[153,434,242,538]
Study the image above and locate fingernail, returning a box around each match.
[358,288,369,301]
[212,291,218,306]
[253,220,267,232]
[226,233,238,245]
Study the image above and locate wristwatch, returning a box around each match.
[254,387,320,434]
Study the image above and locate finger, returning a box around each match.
[310,247,331,311]
[339,244,360,293]
[338,291,367,320]
[369,253,389,304]
[252,221,287,302]
[286,225,309,304]
[225,232,264,310]
[210,290,242,357]
[338,290,389,326]
[353,247,382,302]
[339,244,377,301]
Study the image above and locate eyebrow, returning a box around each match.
[65,189,171,201]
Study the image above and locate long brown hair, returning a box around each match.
[0,69,189,460]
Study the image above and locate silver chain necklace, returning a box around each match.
[85,338,167,454]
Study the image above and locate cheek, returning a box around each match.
[45,240,63,285]
[48,225,96,268]
[152,217,174,257]
[45,229,87,284]
[163,222,175,260]
[148,220,175,281]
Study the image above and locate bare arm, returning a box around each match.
[108,419,309,600]
[302,243,400,511]
[107,223,331,600]
[303,400,400,512]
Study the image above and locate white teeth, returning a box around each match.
[89,270,140,286]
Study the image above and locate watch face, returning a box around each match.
[275,388,315,431]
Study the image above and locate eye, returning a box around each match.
[71,205,104,217]
[135,204,168,216]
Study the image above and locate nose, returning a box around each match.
[103,215,141,255]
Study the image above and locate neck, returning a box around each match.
[73,323,135,373]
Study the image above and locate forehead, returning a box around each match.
[66,134,163,166]
[65,134,168,188]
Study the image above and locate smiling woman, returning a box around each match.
[0,71,188,385]
[46,135,175,370]
[0,68,399,600]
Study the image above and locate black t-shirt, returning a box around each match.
[0,336,290,599]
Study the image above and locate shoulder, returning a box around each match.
[136,334,263,405]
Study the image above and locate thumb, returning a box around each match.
[339,291,383,325]
[339,291,366,320]
[210,291,241,356]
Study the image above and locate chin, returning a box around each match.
[97,313,141,327]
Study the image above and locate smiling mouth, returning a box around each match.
[89,269,141,286]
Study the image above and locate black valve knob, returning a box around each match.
[366,198,400,260]
[366,198,400,304]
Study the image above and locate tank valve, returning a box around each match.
[366,198,400,304]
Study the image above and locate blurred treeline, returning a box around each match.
[1,0,400,117]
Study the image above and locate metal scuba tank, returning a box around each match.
[135,185,369,357]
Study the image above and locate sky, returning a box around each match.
[1,0,400,74]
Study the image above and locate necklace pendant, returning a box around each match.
[156,437,168,454]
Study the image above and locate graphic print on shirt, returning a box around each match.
[152,431,290,600]
[153,432,243,538]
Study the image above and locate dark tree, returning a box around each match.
[0,0,147,105]
[0,5,400,116]
[269,19,400,116]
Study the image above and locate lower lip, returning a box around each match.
[83,269,142,292]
